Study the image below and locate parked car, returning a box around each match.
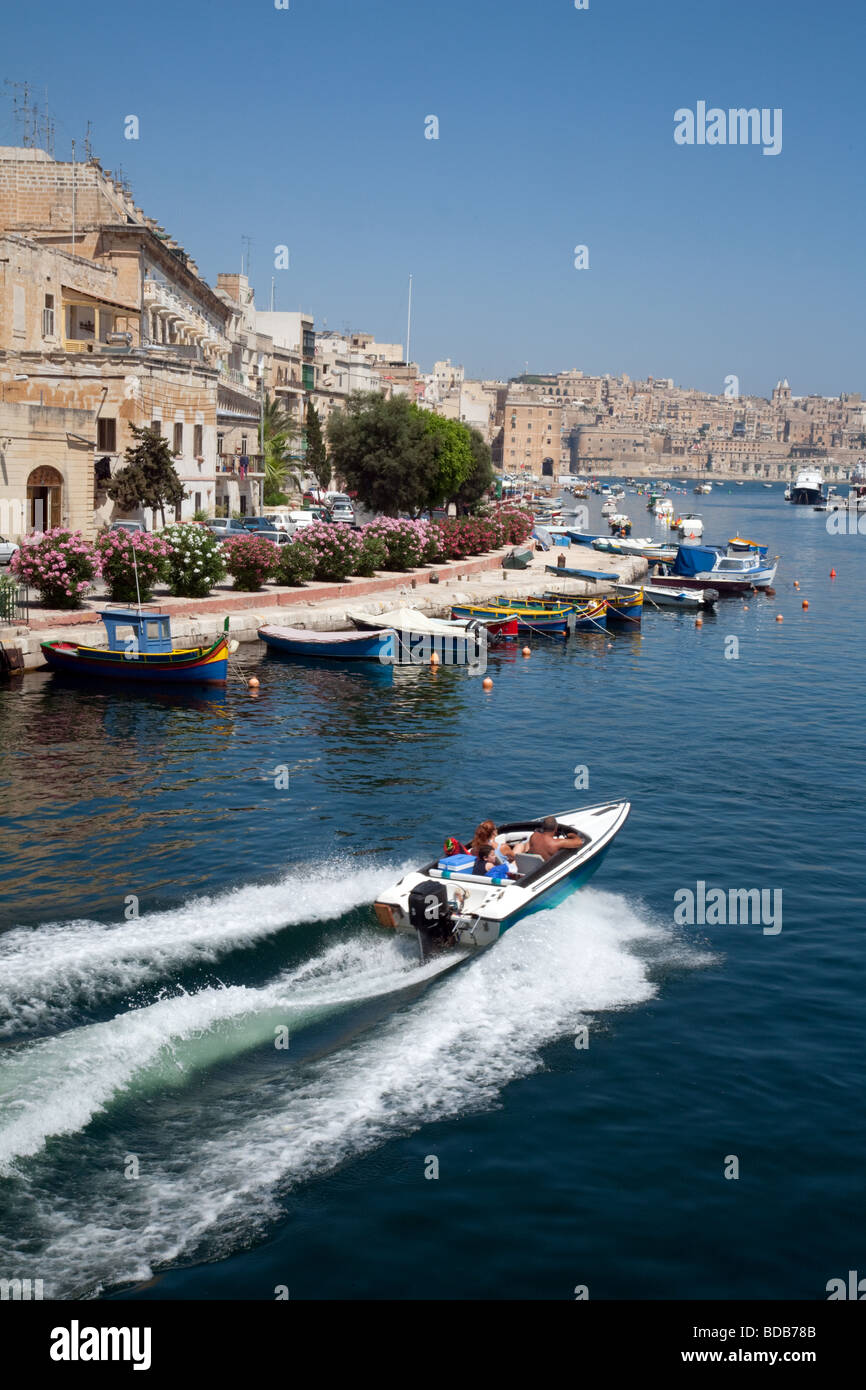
[241,516,279,534]
[109,520,147,535]
[286,509,325,529]
[330,503,355,524]
[205,518,249,539]
[264,530,293,547]
[0,535,19,566]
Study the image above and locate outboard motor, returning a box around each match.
[408,880,454,960]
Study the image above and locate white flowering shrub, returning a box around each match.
[161,523,226,597]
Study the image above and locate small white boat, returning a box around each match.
[676,513,704,538]
[613,582,717,610]
[373,801,631,959]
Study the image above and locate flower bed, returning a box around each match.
[96,530,171,603]
[222,533,277,591]
[9,529,97,609]
[161,523,226,598]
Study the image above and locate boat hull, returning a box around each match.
[651,573,753,595]
[258,626,393,661]
[40,637,229,684]
[450,605,569,636]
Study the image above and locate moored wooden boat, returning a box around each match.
[40,608,229,684]
[259,625,395,661]
[613,582,718,610]
[604,591,643,626]
[450,601,570,636]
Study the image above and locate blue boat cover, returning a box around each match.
[672,545,718,577]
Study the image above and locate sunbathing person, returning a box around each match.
[525,816,586,862]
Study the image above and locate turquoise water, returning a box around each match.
[0,483,863,1300]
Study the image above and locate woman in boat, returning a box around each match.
[469,820,517,864]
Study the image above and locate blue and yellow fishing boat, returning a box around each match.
[604,590,643,627]
[450,600,570,637]
[41,608,230,685]
[505,593,609,632]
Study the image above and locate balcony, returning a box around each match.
[217,454,265,478]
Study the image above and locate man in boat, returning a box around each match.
[525,817,586,861]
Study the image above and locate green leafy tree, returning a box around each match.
[106,424,185,527]
[327,393,439,515]
[422,412,474,504]
[305,401,331,490]
[455,427,495,511]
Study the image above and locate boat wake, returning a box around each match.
[0,880,710,1298]
[0,859,409,1038]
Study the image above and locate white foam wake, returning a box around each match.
[0,860,408,1036]
[0,890,701,1298]
[0,934,450,1168]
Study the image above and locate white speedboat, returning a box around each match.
[676,513,704,538]
[373,801,631,959]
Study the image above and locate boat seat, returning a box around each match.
[514,853,546,875]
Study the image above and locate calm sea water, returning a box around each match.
[0,483,863,1301]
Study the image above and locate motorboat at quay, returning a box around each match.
[652,542,779,594]
[612,582,718,610]
[373,800,631,959]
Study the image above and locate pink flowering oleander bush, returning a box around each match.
[362,517,434,570]
[354,529,388,577]
[161,523,226,598]
[222,533,278,591]
[96,530,171,603]
[9,528,97,609]
[274,537,316,587]
[301,522,361,582]
[433,517,500,560]
[493,505,534,545]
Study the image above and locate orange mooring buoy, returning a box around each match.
[248,676,260,689]
[830,568,837,579]
[482,677,493,690]
[430,651,440,665]
[802,599,809,609]
[793,580,800,589]
[522,646,531,657]
[695,616,703,628]
[776,614,784,622]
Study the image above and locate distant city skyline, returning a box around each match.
[2,0,863,397]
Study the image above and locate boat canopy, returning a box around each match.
[347,607,474,636]
[100,608,173,654]
[671,545,720,577]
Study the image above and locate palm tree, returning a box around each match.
[261,394,303,500]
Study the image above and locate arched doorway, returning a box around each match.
[27,466,64,532]
[541,457,554,478]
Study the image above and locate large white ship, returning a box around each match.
[788,466,825,505]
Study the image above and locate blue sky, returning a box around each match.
[2,0,863,396]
